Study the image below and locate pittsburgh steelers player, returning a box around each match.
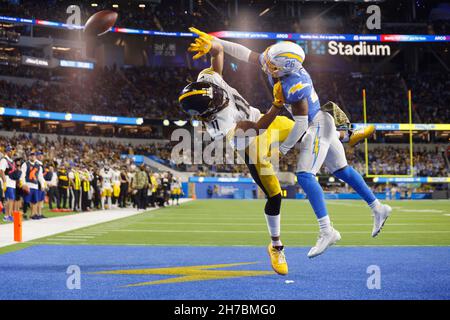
[100,165,113,210]
[179,33,373,274]
[188,28,392,258]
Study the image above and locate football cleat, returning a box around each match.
[371,204,392,237]
[348,124,375,147]
[307,227,341,258]
[267,244,288,276]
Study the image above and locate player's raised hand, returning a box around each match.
[188,27,214,59]
[272,81,285,108]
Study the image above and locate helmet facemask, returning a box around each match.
[179,82,229,122]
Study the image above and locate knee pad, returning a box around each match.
[265,193,282,216]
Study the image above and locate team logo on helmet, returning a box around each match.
[178,82,229,121]
[261,41,305,78]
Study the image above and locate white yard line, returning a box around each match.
[0,199,193,248]
[107,229,450,234]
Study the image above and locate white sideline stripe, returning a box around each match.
[107,229,450,234]
[0,199,193,248]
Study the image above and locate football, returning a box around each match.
[83,10,118,36]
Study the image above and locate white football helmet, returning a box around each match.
[261,41,305,78]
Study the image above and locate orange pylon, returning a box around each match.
[13,211,22,242]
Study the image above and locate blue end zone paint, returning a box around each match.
[0,245,448,300]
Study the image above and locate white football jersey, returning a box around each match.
[100,168,113,188]
[197,69,261,150]
[112,169,120,184]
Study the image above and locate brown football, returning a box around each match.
[84,10,118,36]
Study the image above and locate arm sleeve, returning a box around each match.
[214,38,252,63]
[279,115,309,155]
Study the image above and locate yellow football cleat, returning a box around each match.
[267,244,288,276]
[348,124,375,147]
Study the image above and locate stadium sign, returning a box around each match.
[0,106,143,125]
[1,15,449,42]
[22,56,49,67]
[373,177,450,183]
[353,123,450,131]
[328,41,391,56]
[59,59,94,69]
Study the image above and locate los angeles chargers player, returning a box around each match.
[188,28,392,258]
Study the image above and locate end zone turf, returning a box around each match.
[0,200,448,299]
[0,245,448,300]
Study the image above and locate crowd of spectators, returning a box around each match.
[0,65,194,119]
[1,62,448,124]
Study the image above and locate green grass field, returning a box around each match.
[1,199,448,255]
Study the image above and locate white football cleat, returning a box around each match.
[371,204,392,237]
[307,227,341,258]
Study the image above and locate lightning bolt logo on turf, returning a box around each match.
[92,262,273,287]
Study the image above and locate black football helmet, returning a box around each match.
[178,81,229,121]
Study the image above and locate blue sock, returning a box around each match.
[333,166,376,205]
[296,172,328,219]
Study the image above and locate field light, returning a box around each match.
[112,4,119,8]
[139,4,145,8]
[91,3,98,7]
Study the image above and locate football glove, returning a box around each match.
[188,27,214,59]
[272,81,285,108]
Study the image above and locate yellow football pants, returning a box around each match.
[242,115,294,198]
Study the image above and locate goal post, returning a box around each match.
[362,88,414,178]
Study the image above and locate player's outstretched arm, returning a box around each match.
[209,41,224,75]
[235,105,282,136]
[189,27,260,65]
[234,89,284,136]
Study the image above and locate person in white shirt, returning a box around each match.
[0,146,20,222]
[20,151,46,220]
